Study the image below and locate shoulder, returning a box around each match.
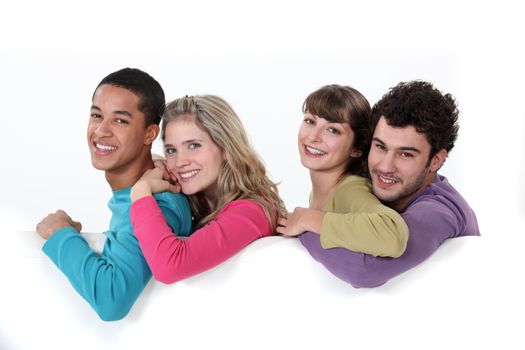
[403,176,479,237]
[337,175,370,189]
[153,191,190,211]
[330,175,383,211]
[218,199,267,218]
[334,175,372,196]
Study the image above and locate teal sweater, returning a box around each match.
[42,188,192,321]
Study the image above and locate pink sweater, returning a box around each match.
[130,197,273,284]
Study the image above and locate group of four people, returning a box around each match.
[36,68,480,321]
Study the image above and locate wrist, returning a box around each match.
[131,180,153,202]
[304,209,324,234]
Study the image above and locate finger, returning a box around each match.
[55,209,72,221]
[275,226,293,237]
[153,160,165,169]
[168,183,181,194]
[162,170,172,182]
[152,167,165,178]
[55,209,66,216]
[277,217,287,226]
[72,221,82,232]
[168,170,179,183]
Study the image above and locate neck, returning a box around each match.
[106,151,154,191]
[309,169,342,209]
[203,184,219,212]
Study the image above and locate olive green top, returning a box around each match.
[316,175,408,257]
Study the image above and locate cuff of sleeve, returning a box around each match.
[319,213,339,250]
[42,226,79,256]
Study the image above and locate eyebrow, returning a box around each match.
[164,139,204,148]
[90,105,133,118]
[372,137,422,154]
[183,139,203,144]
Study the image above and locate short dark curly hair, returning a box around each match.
[370,81,459,162]
[94,68,165,126]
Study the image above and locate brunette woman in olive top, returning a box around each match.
[277,84,408,258]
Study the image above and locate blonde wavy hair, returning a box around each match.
[161,95,285,229]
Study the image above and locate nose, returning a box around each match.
[174,150,191,168]
[93,119,112,137]
[308,125,323,143]
[376,151,396,173]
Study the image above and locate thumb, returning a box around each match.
[72,221,82,233]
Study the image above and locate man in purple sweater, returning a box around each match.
[299,81,480,288]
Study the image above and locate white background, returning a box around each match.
[0,1,524,349]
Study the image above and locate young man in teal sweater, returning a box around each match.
[36,68,192,321]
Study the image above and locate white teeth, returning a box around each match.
[379,175,396,184]
[306,146,326,155]
[96,143,117,151]
[180,170,198,179]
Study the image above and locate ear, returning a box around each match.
[144,124,160,146]
[429,149,448,172]
[350,149,362,158]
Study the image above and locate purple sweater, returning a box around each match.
[299,175,480,288]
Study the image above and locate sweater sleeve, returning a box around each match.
[41,192,191,321]
[319,180,409,257]
[42,225,150,321]
[154,191,193,237]
[130,197,272,284]
[300,197,461,288]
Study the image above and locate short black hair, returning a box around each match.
[94,68,165,126]
[371,80,459,160]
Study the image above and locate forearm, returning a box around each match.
[43,227,151,321]
[320,210,409,257]
[131,198,271,284]
[130,180,153,203]
[299,207,454,288]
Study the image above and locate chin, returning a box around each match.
[91,161,105,171]
[90,160,113,171]
[180,186,198,196]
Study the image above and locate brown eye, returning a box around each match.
[165,147,177,155]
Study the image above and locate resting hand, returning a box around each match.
[153,156,181,192]
[276,207,324,237]
[36,210,82,240]
[131,168,180,202]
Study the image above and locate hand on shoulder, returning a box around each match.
[131,168,181,203]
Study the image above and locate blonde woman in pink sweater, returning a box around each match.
[129,95,285,283]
